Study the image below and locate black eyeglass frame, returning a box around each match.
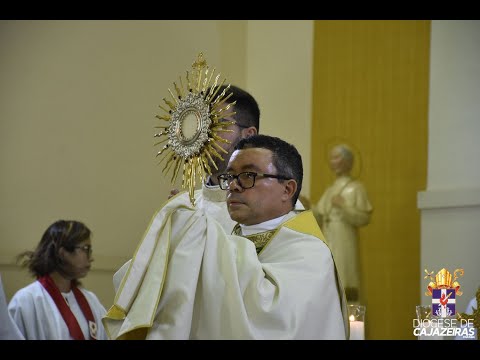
[217,171,290,190]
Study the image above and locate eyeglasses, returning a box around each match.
[219,118,249,129]
[217,171,290,190]
[74,245,93,257]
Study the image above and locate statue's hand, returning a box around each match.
[331,194,345,208]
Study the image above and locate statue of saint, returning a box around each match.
[313,144,372,303]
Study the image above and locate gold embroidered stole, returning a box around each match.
[232,224,276,254]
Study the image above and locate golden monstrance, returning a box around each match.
[154,53,237,205]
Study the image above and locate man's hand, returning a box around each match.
[168,188,180,199]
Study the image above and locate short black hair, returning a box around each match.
[235,134,302,207]
[211,84,260,131]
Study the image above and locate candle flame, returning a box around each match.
[349,315,355,322]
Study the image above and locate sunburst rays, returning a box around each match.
[154,53,236,205]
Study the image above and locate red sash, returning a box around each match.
[38,275,97,340]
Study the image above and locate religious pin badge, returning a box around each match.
[154,52,236,206]
[89,320,98,339]
[413,267,476,339]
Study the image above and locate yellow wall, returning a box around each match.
[311,20,430,339]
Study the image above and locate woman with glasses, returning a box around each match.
[8,220,108,340]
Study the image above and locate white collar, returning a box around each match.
[203,177,218,189]
[240,213,289,236]
[202,181,226,202]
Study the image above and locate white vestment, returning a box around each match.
[315,175,372,295]
[465,297,478,314]
[194,182,236,233]
[455,296,478,340]
[0,275,24,340]
[8,281,109,340]
[103,194,348,340]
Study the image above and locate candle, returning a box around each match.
[349,315,365,340]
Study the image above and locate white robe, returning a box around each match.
[194,182,236,233]
[0,275,24,340]
[315,175,372,294]
[8,281,109,340]
[103,194,348,340]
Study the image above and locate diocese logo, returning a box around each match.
[414,267,476,339]
[432,288,455,317]
[424,268,464,318]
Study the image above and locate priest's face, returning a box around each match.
[225,148,292,226]
[210,114,245,180]
[207,106,257,185]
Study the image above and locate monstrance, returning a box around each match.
[154,53,236,206]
